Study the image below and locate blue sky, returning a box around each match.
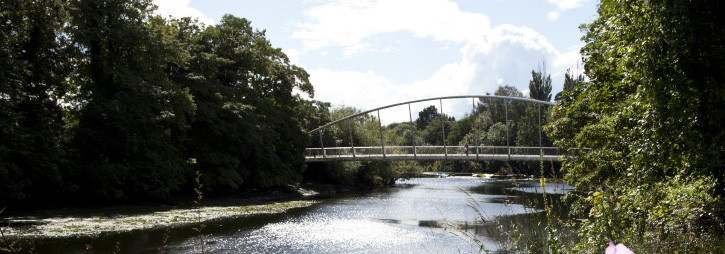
[153,0,598,123]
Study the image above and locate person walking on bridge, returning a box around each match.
[465,142,469,156]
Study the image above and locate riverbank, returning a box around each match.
[0,185,340,240]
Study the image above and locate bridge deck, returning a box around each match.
[305,153,560,162]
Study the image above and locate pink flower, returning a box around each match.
[605,241,634,254]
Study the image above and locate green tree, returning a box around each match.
[300,100,332,148]
[481,121,516,173]
[416,105,439,130]
[419,114,455,146]
[484,85,525,125]
[304,106,403,188]
[0,0,69,205]
[0,1,327,205]
[528,66,552,102]
[67,0,194,201]
[547,0,725,252]
[518,68,553,148]
[515,105,554,175]
[464,86,527,173]
[182,15,314,191]
[389,122,419,147]
[554,69,584,102]
[446,115,473,145]
[517,69,555,174]
[515,107,550,148]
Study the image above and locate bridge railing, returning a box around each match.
[304,146,562,158]
[307,95,565,162]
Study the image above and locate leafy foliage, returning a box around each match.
[547,0,725,252]
[1,1,320,205]
[415,105,439,130]
[179,15,313,192]
[419,114,455,146]
[528,67,552,102]
[67,0,195,201]
[303,106,403,189]
[554,69,584,102]
[0,0,69,205]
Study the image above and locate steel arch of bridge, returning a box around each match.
[306,95,559,162]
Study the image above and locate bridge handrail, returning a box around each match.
[308,95,554,133]
[304,146,564,158]
[305,145,561,150]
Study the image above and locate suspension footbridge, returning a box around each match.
[305,95,561,162]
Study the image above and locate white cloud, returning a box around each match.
[309,68,394,110]
[297,0,584,123]
[293,0,490,56]
[546,0,590,21]
[308,58,477,124]
[552,48,584,77]
[152,0,214,25]
[308,35,582,124]
[547,0,589,11]
[547,11,562,21]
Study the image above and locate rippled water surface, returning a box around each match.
[26,177,571,253]
[166,177,571,253]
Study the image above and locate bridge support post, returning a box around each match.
[440,99,447,161]
[409,103,416,158]
[473,97,479,161]
[505,99,510,162]
[350,125,356,158]
[319,131,326,158]
[378,110,386,159]
[538,104,543,166]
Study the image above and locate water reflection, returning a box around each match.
[168,177,570,253]
[508,180,574,195]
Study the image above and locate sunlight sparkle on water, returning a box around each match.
[170,178,569,253]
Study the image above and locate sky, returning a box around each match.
[152,0,599,124]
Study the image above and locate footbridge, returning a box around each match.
[305,95,561,162]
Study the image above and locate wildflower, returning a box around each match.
[593,191,603,203]
[605,241,633,254]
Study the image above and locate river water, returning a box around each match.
[25,177,571,253]
[165,177,572,253]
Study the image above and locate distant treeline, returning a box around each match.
[0,0,336,207]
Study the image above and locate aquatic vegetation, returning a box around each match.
[1,201,316,239]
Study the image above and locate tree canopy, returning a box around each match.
[528,67,552,102]
[0,0,68,204]
[0,0,321,205]
[416,105,439,130]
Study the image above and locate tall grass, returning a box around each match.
[0,207,36,254]
[451,160,576,254]
[192,171,206,254]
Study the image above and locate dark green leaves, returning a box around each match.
[548,0,725,252]
[1,1,318,205]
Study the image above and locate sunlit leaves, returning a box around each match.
[549,0,725,252]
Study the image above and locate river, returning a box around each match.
[25,177,572,253]
[168,177,572,253]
